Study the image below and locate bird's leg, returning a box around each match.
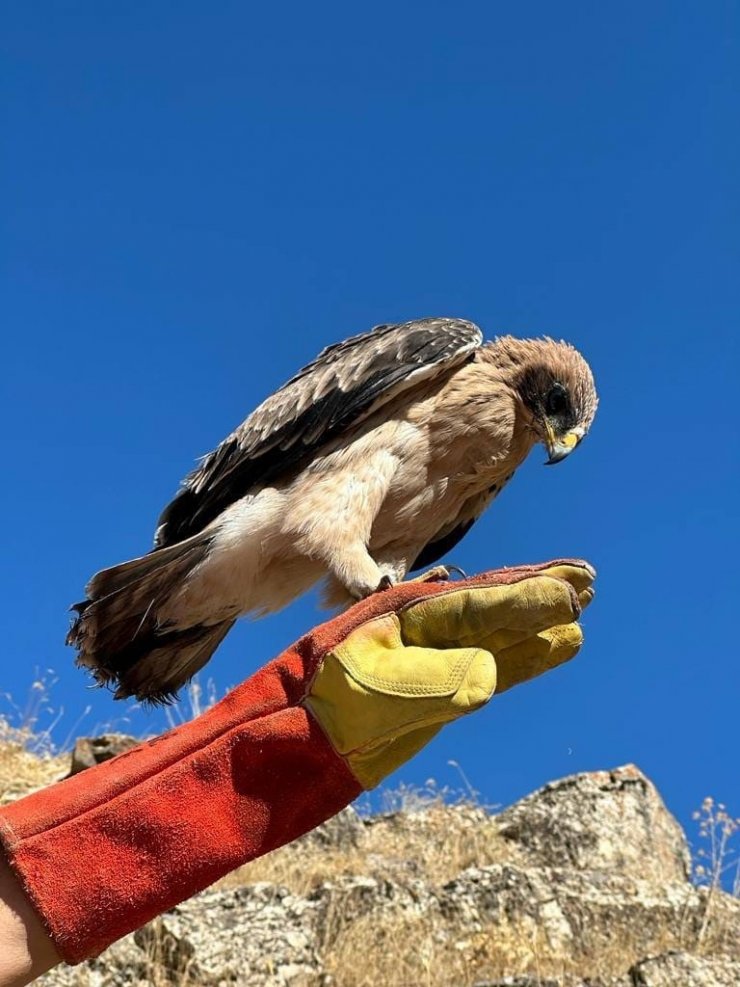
[329,543,389,601]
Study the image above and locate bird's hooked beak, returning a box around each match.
[544,422,585,465]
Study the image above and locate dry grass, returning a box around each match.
[325,914,585,987]
[0,718,68,805]
[218,798,520,897]
[0,673,86,805]
[693,796,740,951]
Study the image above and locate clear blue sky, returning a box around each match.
[2,3,738,844]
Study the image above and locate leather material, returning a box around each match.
[0,559,594,964]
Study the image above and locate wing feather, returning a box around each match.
[155,317,483,548]
[410,485,496,571]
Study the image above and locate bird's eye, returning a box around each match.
[545,384,569,417]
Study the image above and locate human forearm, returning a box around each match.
[0,852,60,986]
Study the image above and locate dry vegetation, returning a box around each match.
[244,820,738,987]
[1,710,738,987]
[323,912,631,987]
[220,799,520,895]
[0,718,68,805]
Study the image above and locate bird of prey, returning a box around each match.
[69,317,598,703]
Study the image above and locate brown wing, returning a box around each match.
[154,317,483,548]
[411,485,497,571]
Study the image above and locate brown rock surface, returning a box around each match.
[66,733,140,776]
[29,763,739,986]
[494,764,691,883]
[628,951,740,987]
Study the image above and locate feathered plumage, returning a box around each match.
[68,317,598,703]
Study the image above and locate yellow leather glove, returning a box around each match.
[305,559,595,787]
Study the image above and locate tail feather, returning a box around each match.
[68,535,233,704]
[103,619,236,705]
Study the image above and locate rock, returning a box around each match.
[294,805,367,849]
[495,764,691,884]
[32,765,740,987]
[67,734,139,776]
[157,883,323,984]
[440,862,740,971]
[629,951,740,987]
[33,934,154,986]
[311,873,437,949]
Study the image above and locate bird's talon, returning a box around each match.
[376,575,394,592]
[445,564,467,579]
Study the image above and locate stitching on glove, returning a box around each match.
[330,615,477,695]
[340,648,479,696]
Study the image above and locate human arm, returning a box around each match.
[0,854,60,986]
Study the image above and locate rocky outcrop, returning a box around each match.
[66,734,139,776]
[493,764,691,882]
[35,765,739,986]
[628,952,740,987]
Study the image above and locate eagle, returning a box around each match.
[69,317,598,703]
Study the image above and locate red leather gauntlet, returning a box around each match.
[0,561,593,964]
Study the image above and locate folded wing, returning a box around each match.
[154,317,483,549]
[411,486,497,571]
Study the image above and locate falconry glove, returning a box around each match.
[0,560,594,965]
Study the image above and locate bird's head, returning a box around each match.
[488,336,598,465]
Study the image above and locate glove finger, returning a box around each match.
[532,562,596,608]
[473,579,591,653]
[398,574,581,651]
[474,559,595,591]
[492,623,584,693]
[474,578,592,653]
